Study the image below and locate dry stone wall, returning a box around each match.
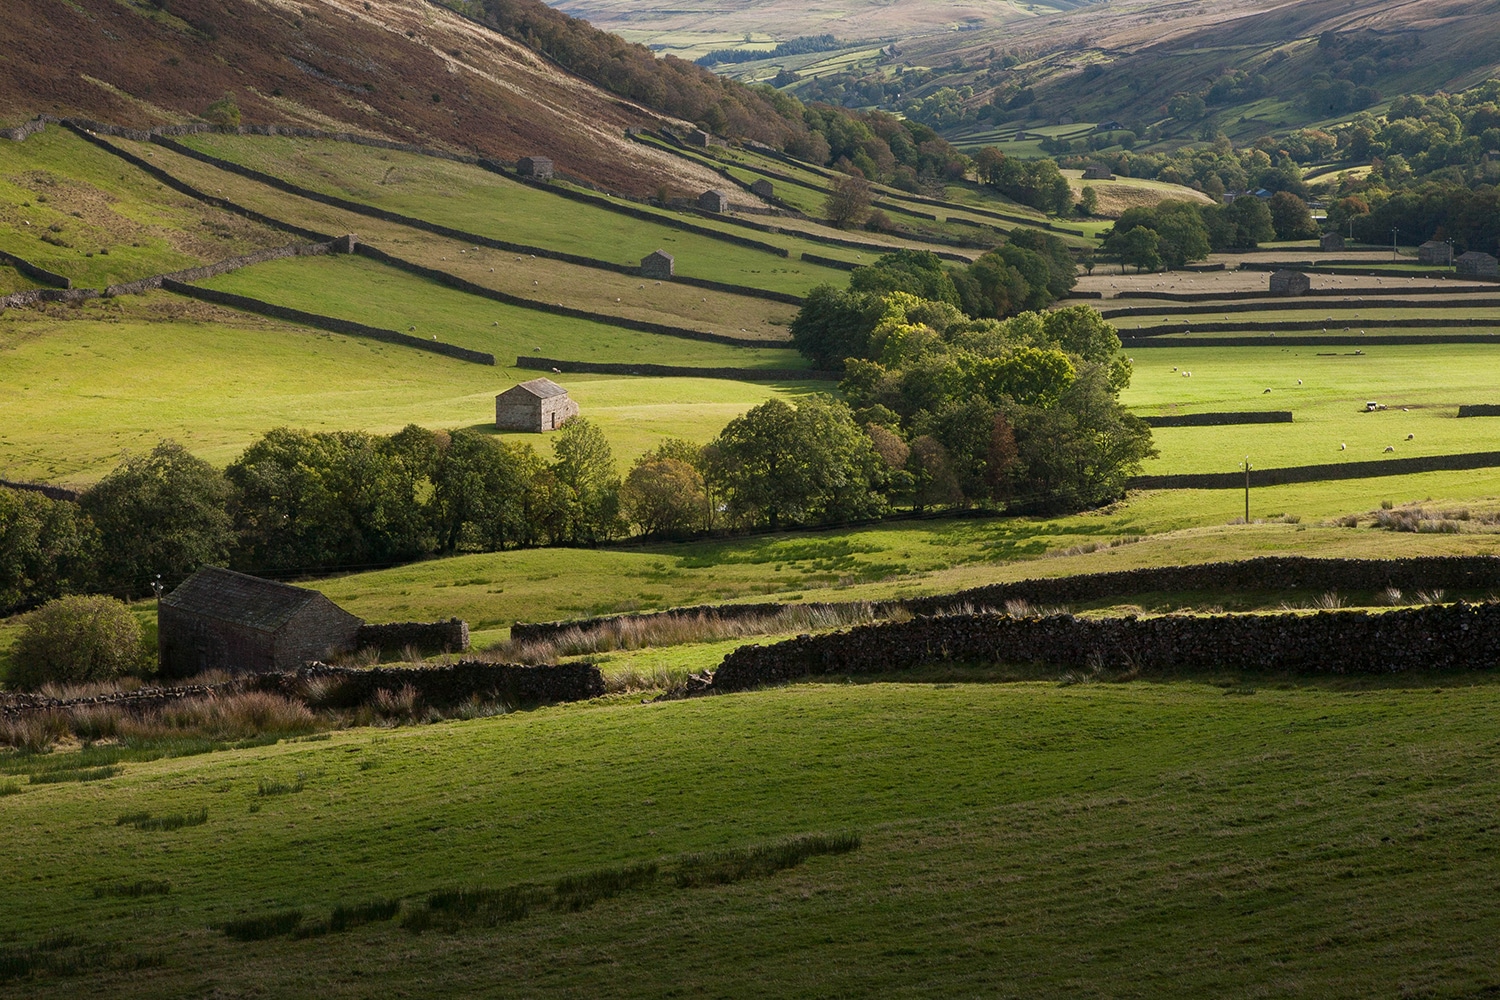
[355,619,470,654]
[708,601,1500,693]
[0,250,71,288]
[1128,451,1500,489]
[514,356,837,382]
[1141,411,1292,427]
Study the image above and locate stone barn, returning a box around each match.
[750,178,774,199]
[516,156,554,181]
[157,567,363,678]
[495,377,578,432]
[1320,231,1345,251]
[1419,240,1453,265]
[686,129,711,147]
[1269,269,1311,296]
[1082,164,1115,180]
[640,249,675,279]
[698,189,729,213]
[1457,251,1499,277]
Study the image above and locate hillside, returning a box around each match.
[0,0,737,195]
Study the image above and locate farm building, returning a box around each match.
[496,377,578,432]
[157,567,363,678]
[698,189,730,213]
[516,156,553,180]
[1320,232,1345,251]
[640,249,674,279]
[1012,131,1028,141]
[1082,164,1115,180]
[1418,240,1453,265]
[750,178,774,199]
[1269,269,1311,296]
[686,129,711,147]
[1457,251,1499,277]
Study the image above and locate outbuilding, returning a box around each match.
[157,567,363,678]
[1418,240,1453,265]
[750,178,774,199]
[495,377,579,432]
[1320,231,1345,251]
[640,249,674,279]
[1456,251,1499,277]
[1082,164,1115,180]
[516,156,554,181]
[1269,269,1311,296]
[697,189,729,213]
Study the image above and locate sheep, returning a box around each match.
[1406,433,1415,440]
[1263,388,1272,393]
[1340,443,1347,451]
[1297,379,1303,385]
[1384,445,1396,452]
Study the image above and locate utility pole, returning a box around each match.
[1243,456,1251,524]
[1391,227,1399,261]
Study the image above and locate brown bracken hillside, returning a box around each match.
[0,0,730,195]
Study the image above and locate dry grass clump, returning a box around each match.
[1371,506,1500,534]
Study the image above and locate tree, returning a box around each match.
[10,595,143,690]
[204,93,241,128]
[81,441,233,597]
[1105,226,1161,272]
[0,487,96,615]
[1078,185,1099,216]
[433,431,543,552]
[849,249,961,306]
[546,418,622,544]
[621,458,707,536]
[824,173,873,228]
[1268,191,1320,240]
[788,285,885,369]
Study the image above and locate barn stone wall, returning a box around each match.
[355,619,470,654]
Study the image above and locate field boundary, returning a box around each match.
[162,279,496,365]
[1111,284,1494,303]
[1123,317,1500,337]
[1120,333,1500,348]
[1458,405,1500,417]
[0,249,70,288]
[1101,296,1500,319]
[1128,450,1500,489]
[1140,411,1292,427]
[514,356,837,381]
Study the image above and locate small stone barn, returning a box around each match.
[1082,164,1115,180]
[1457,251,1499,277]
[516,156,554,181]
[158,567,363,678]
[1269,269,1311,296]
[1419,240,1453,265]
[686,129,711,147]
[698,189,729,213]
[750,178,774,199]
[1320,231,1345,251]
[495,377,578,432]
[640,249,675,279]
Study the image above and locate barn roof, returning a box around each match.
[1420,240,1448,248]
[644,249,674,261]
[502,377,569,399]
[1271,269,1308,278]
[1457,251,1496,261]
[160,567,332,633]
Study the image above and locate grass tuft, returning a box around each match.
[257,774,306,797]
[93,880,172,898]
[673,832,861,889]
[29,765,122,785]
[221,910,303,942]
[553,862,659,912]
[115,809,208,832]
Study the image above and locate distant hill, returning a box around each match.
[0,0,775,195]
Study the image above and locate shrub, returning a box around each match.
[9,595,143,690]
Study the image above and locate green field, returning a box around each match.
[0,300,817,485]
[2,675,1499,998]
[172,134,860,294]
[0,129,282,288]
[1124,343,1500,474]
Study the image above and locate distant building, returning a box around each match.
[1457,251,1499,277]
[495,377,578,432]
[1418,240,1453,265]
[685,129,711,147]
[697,189,729,213]
[516,156,553,181]
[1269,269,1311,296]
[1012,130,1029,141]
[1320,232,1346,251]
[640,249,675,279]
[750,178,774,199]
[157,567,362,678]
[1095,120,1124,132]
[1082,164,1115,180]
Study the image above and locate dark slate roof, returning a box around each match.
[1420,240,1448,248]
[644,249,674,261]
[503,377,569,400]
[161,566,336,633]
[1457,251,1496,261]
[1271,269,1308,278]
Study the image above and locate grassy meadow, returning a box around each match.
[2,676,1499,997]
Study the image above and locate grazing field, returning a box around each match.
[0,300,817,485]
[1062,169,1216,219]
[198,253,803,358]
[2,677,1499,998]
[171,134,860,294]
[0,128,283,288]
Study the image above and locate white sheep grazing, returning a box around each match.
[1297,379,1303,385]
[1406,433,1415,440]
[1263,388,1272,393]
[1340,443,1347,450]
[1384,445,1395,452]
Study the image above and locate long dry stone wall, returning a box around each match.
[512,554,1500,645]
[515,355,837,381]
[0,479,80,501]
[707,601,1500,692]
[1141,411,1292,427]
[0,250,71,288]
[106,239,345,297]
[1114,284,1493,303]
[1125,316,1500,338]
[1458,405,1500,418]
[1128,450,1500,489]
[0,660,602,720]
[355,619,470,654]
[1120,334,1500,349]
[1103,296,1500,319]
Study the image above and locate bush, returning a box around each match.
[9,596,143,690]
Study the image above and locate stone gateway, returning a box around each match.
[158,567,363,678]
[495,377,579,432]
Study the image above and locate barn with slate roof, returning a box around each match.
[1419,240,1453,265]
[1269,269,1311,296]
[641,249,675,279]
[516,156,554,180]
[1457,251,1499,277]
[157,567,363,677]
[698,189,729,213]
[495,377,579,432]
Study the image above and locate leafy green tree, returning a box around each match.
[1268,191,1320,240]
[621,457,707,537]
[81,441,233,597]
[1078,185,1099,216]
[546,418,622,544]
[788,285,885,369]
[10,595,143,690]
[848,249,961,306]
[0,487,96,614]
[204,93,241,128]
[433,430,543,552]
[1105,226,1161,272]
[824,173,873,228]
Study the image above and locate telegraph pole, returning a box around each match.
[1243,456,1251,524]
[1391,227,1399,261]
